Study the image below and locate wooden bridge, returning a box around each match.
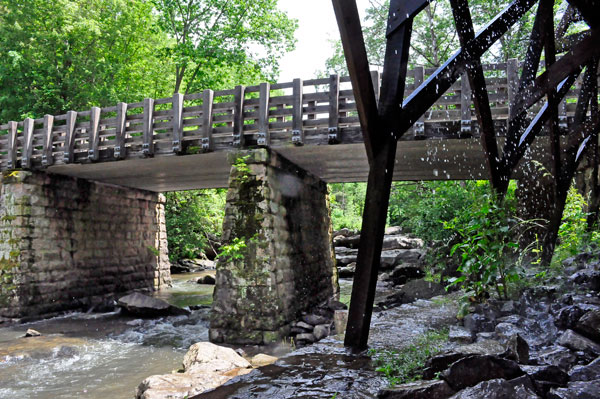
[0,60,587,191]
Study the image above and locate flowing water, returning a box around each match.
[0,273,215,399]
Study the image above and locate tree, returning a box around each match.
[152,0,298,94]
[0,0,173,121]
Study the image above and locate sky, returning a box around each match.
[276,0,372,82]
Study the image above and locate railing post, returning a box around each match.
[371,70,381,103]
[413,66,425,138]
[460,72,473,138]
[507,58,519,117]
[292,78,304,145]
[88,107,101,161]
[115,103,127,159]
[257,82,270,146]
[22,118,34,169]
[42,115,54,167]
[233,85,246,148]
[7,121,17,169]
[328,74,340,144]
[202,89,214,152]
[142,98,155,157]
[64,111,77,163]
[172,93,184,154]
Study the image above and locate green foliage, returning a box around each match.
[217,236,249,262]
[329,183,366,231]
[368,329,449,386]
[165,189,226,262]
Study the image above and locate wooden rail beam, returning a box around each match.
[202,89,214,152]
[22,118,34,169]
[172,94,184,154]
[292,78,304,146]
[142,99,155,157]
[233,85,245,148]
[328,74,340,144]
[88,106,101,161]
[7,121,17,169]
[64,110,77,163]
[257,83,270,147]
[115,103,127,159]
[41,115,54,167]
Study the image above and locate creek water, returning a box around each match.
[0,272,215,399]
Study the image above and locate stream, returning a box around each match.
[0,273,214,399]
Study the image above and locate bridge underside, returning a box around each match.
[45,137,562,192]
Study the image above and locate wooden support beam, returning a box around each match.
[257,82,270,147]
[292,78,304,146]
[328,74,340,144]
[399,0,539,133]
[42,115,54,167]
[344,0,414,350]
[413,66,426,139]
[7,121,17,169]
[233,85,245,148]
[172,93,184,154]
[88,106,101,161]
[64,110,77,163]
[202,89,214,152]
[142,99,155,157]
[460,74,472,137]
[22,118,34,169]
[332,0,379,163]
[115,103,127,159]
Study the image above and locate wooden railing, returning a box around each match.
[0,59,585,171]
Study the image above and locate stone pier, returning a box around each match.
[0,171,170,319]
[210,149,338,345]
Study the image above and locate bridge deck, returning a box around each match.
[0,61,588,191]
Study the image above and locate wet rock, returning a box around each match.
[557,329,600,356]
[449,326,474,344]
[384,226,403,235]
[547,380,600,398]
[495,322,523,341]
[441,355,524,391]
[334,235,361,249]
[378,379,455,399]
[24,329,41,337]
[463,313,495,334]
[295,321,314,331]
[250,354,278,368]
[171,259,213,274]
[521,364,569,386]
[333,228,354,238]
[570,269,600,291]
[118,292,190,317]
[389,264,425,285]
[500,301,518,316]
[423,352,466,379]
[338,264,356,278]
[380,249,425,270]
[313,324,330,340]
[136,372,229,399]
[575,309,600,342]
[295,333,316,343]
[382,235,424,251]
[327,299,347,311]
[532,346,578,371]
[302,314,329,326]
[400,279,445,302]
[569,356,600,381]
[555,305,586,329]
[504,334,530,364]
[183,342,251,373]
[197,275,216,285]
[448,377,539,399]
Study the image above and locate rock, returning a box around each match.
[569,356,600,381]
[327,299,347,311]
[313,324,330,340]
[382,235,424,251]
[24,329,41,337]
[183,342,251,374]
[302,314,330,326]
[449,326,474,344]
[334,234,361,249]
[423,352,467,379]
[463,313,496,334]
[338,264,356,278]
[171,258,213,274]
[333,228,354,238]
[118,292,190,317]
[378,379,455,399]
[441,355,524,391]
[555,305,586,329]
[197,275,216,285]
[495,323,523,341]
[333,310,348,334]
[557,329,600,356]
[532,346,579,372]
[500,301,518,315]
[521,365,569,386]
[400,279,445,301]
[380,249,425,270]
[384,226,403,235]
[295,321,314,331]
[570,269,600,291]
[547,380,600,398]
[504,334,530,364]
[136,372,229,399]
[389,264,425,285]
[575,309,600,342]
[448,377,540,399]
[250,354,278,368]
[295,333,316,343]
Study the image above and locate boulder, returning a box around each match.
[448,377,540,399]
[569,356,600,381]
[378,379,455,399]
[250,354,278,368]
[313,324,330,340]
[547,380,600,399]
[24,329,42,337]
[389,264,425,285]
[463,313,496,334]
[183,342,251,374]
[569,269,600,291]
[118,293,190,317]
[555,305,586,330]
[382,235,424,251]
[334,310,348,334]
[327,299,347,311]
[575,309,600,342]
[334,234,361,249]
[380,249,425,270]
[449,326,474,344]
[333,228,354,238]
[557,329,600,356]
[504,334,530,365]
[385,226,403,235]
[136,372,230,399]
[295,333,316,343]
[521,365,569,386]
[197,275,216,285]
[442,355,524,391]
[532,346,578,372]
[302,314,330,326]
[338,264,356,278]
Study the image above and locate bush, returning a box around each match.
[165,189,226,262]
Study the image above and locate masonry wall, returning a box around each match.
[210,149,338,345]
[0,171,170,319]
